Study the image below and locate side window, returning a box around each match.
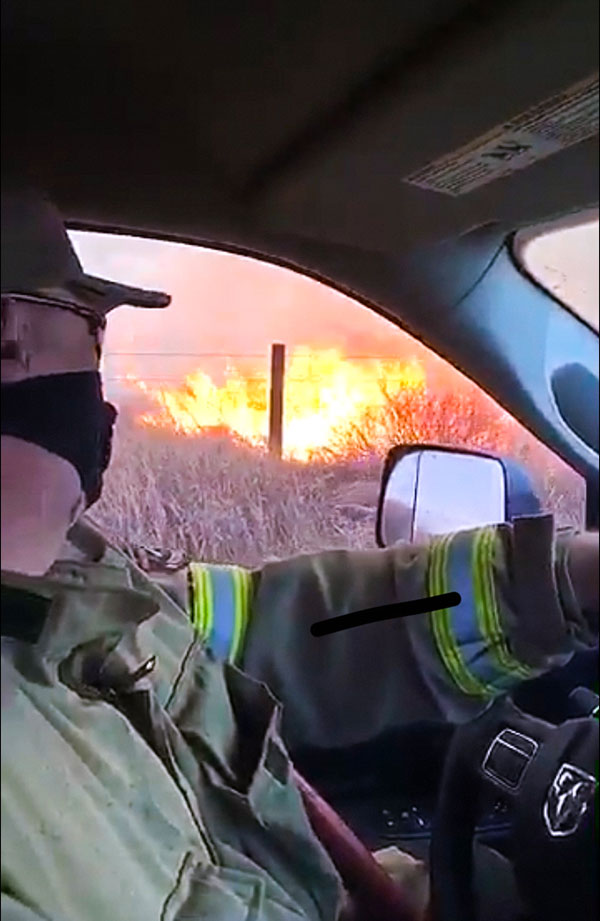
[518,216,598,331]
[71,232,585,567]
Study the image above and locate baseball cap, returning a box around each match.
[1,186,171,314]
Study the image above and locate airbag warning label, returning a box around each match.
[404,73,598,197]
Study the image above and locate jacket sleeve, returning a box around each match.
[236,515,597,751]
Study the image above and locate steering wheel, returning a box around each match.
[430,694,598,921]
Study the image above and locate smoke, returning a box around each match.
[71,228,536,422]
[71,231,429,403]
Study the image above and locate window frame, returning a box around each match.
[511,208,599,334]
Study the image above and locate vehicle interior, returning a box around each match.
[3,2,598,920]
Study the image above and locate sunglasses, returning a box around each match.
[1,293,105,367]
[1,292,107,335]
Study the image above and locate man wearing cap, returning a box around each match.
[1,186,598,921]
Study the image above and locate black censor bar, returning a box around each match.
[310,591,461,637]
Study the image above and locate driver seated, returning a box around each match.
[2,186,598,921]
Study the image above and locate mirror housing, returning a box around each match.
[376,444,542,547]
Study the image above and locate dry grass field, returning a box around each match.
[91,423,378,567]
[90,385,585,567]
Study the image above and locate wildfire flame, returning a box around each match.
[128,347,426,460]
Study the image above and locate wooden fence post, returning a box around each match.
[268,343,285,457]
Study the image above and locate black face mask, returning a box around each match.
[1,371,117,507]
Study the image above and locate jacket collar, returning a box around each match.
[1,518,159,663]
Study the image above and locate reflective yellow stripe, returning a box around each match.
[229,567,253,664]
[188,562,213,642]
[428,535,493,698]
[474,528,532,681]
[230,568,243,662]
[188,563,201,632]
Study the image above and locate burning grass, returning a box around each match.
[126,349,426,461]
[91,386,585,568]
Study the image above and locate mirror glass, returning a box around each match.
[380,449,506,544]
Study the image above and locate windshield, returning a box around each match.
[518,217,599,331]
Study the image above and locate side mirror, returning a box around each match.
[376,445,542,547]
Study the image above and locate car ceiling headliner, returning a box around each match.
[3,0,598,257]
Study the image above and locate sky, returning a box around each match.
[70,220,599,402]
[71,231,431,400]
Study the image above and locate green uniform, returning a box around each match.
[156,515,592,750]
[1,515,594,920]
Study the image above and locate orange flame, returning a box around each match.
[127,347,425,460]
